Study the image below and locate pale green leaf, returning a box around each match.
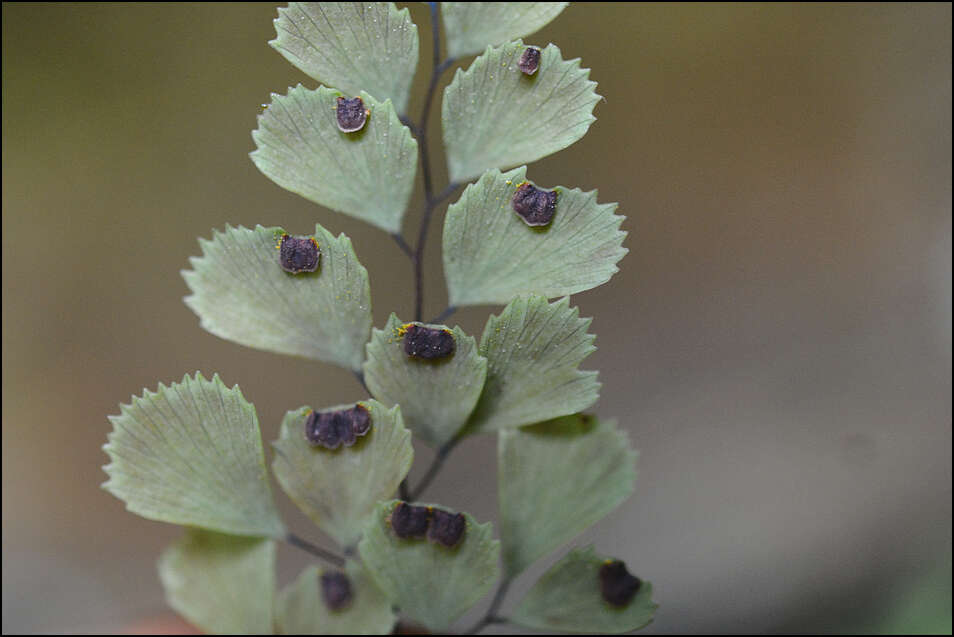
[358,500,500,631]
[363,314,487,448]
[182,224,371,372]
[466,296,600,433]
[512,546,657,634]
[272,400,412,548]
[441,2,568,59]
[103,372,285,538]
[276,561,396,635]
[499,415,637,576]
[271,2,419,113]
[443,167,627,307]
[251,85,417,233]
[442,41,600,182]
[158,529,276,635]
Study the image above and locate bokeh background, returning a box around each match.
[3,2,951,633]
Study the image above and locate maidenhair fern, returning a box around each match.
[102,3,656,633]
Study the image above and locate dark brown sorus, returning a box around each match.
[426,509,467,548]
[349,405,371,437]
[336,96,369,133]
[278,234,320,274]
[320,570,353,611]
[518,46,541,75]
[511,182,557,226]
[389,502,431,539]
[403,324,456,360]
[304,404,372,450]
[599,559,642,607]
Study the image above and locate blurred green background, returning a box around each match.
[3,2,951,633]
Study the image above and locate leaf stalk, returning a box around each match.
[284,532,346,568]
[464,578,513,634]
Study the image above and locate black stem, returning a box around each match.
[413,201,434,322]
[412,3,457,322]
[408,438,458,501]
[352,369,369,394]
[398,114,419,135]
[433,181,461,206]
[418,3,443,210]
[398,478,411,501]
[430,305,458,325]
[391,232,413,258]
[466,616,507,635]
[285,533,346,568]
[394,4,459,501]
[465,578,513,634]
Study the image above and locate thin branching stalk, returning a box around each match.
[464,578,513,634]
[395,4,463,504]
[430,305,458,324]
[407,3,456,322]
[285,532,346,568]
[408,438,459,501]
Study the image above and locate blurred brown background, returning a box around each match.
[3,2,951,633]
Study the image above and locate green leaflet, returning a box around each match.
[442,41,600,182]
[102,372,284,538]
[272,401,412,548]
[512,546,657,634]
[358,500,500,631]
[499,415,637,576]
[182,224,371,372]
[441,2,569,58]
[442,167,627,307]
[467,295,600,433]
[271,2,419,113]
[158,529,276,635]
[363,314,487,448]
[251,85,417,233]
[276,562,396,635]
